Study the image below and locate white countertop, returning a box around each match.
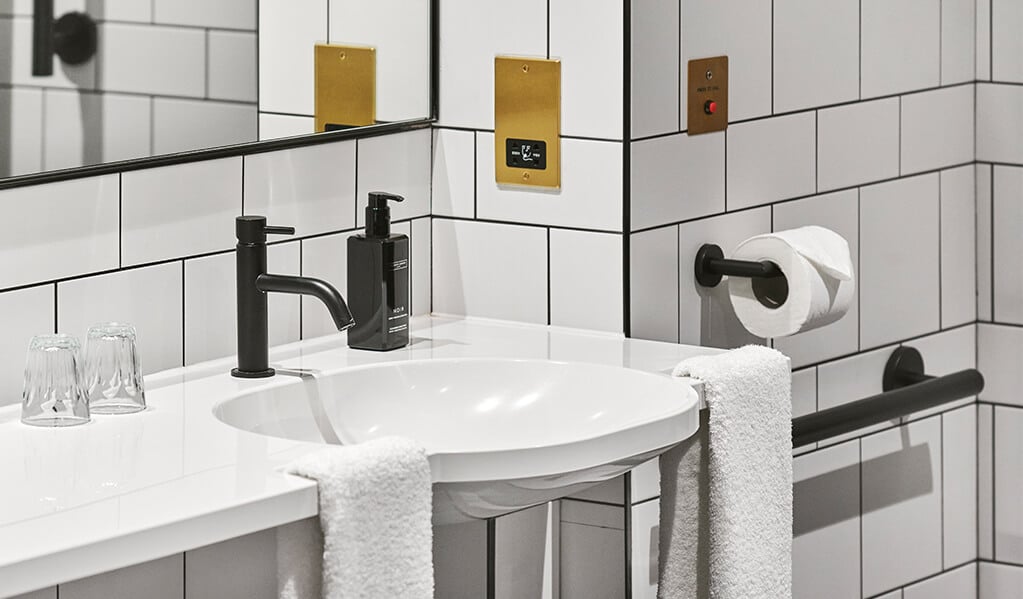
[0,316,713,596]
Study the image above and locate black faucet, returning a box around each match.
[232,216,355,378]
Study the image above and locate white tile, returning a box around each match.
[327,0,430,121]
[977,84,1023,164]
[993,166,1023,324]
[57,262,183,375]
[10,587,56,599]
[258,114,314,140]
[0,87,42,177]
[726,112,816,210]
[630,459,660,504]
[859,174,940,348]
[995,406,1023,562]
[943,406,978,568]
[494,503,553,599]
[771,190,860,368]
[153,0,255,29]
[940,166,977,328]
[861,417,943,596]
[630,132,724,231]
[678,208,772,348]
[0,175,118,289]
[942,0,975,85]
[410,218,431,316]
[979,324,1023,407]
[356,130,431,226]
[43,90,151,170]
[208,30,257,103]
[792,440,860,599]
[979,404,995,560]
[980,562,1023,598]
[560,521,625,598]
[100,23,205,97]
[978,165,993,322]
[549,230,623,333]
[437,0,546,129]
[257,0,325,116]
[817,98,900,191]
[184,244,301,365]
[550,0,623,139]
[901,86,975,175]
[906,325,977,420]
[300,232,353,340]
[432,129,476,219]
[185,529,276,599]
[432,219,548,324]
[905,563,977,599]
[629,226,679,343]
[476,134,622,232]
[773,0,859,113]
[817,345,895,411]
[631,0,679,138]
[977,0,992,80]
[434,519,488,599]
[121,158,242,266]
[244,141,356,237]
[95,0,151,22]
[1,16,95,89]
[60,554,183,599]
[791,367,817,419]
[680,0,771,127]
[861,0,941,98]
[152,98,257,155]
[0,285,53,408]
[631,500,660,599]
[993,0,1023,82]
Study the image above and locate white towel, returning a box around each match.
[658,345,792,599]
[277,436,434,599]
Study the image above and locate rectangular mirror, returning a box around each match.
[0,0,433,180]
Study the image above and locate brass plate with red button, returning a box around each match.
[687,56,728,135]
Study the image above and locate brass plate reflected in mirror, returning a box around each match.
[494,56,560,189]
[315,43,376,132]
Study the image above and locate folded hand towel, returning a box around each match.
[659,345,792,599]
[277,436,434,599]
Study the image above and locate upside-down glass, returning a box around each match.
[83,323,146,414]
[21,334,90,427]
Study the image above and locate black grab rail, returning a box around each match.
[792,347,985,448]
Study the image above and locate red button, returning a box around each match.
[704,100,717,115]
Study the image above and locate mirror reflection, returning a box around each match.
[0,0,431,179]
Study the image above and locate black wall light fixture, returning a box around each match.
[32,0,97,76]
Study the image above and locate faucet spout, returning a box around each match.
[256,274,355,331]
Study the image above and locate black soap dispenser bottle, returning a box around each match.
[347,192,410,351]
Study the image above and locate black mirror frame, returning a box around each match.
[0,0,439,192]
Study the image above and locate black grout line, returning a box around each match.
[0,82,259,108]
[546,228,551,326]
[858,0,863,100]
[857,188,862,351]
[180,259,186,367]
[940,413,945,568]
[858,438,864,598]
[52,284,58,334]
[938,170,943,328]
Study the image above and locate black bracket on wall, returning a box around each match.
[32,0,97,76]
[792,347,985,448]
[693,243,784,287]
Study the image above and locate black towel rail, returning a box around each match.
[792,347,985,448]
[32,0,96,76]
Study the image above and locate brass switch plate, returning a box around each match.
[494,56,560,189]
[687,56,728,135]
[314,43,375,132]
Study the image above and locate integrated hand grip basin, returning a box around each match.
[214,358,699,524]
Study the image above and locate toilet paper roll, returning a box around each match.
[728,226,855,338]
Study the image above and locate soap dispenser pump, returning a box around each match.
[347,192,410,351]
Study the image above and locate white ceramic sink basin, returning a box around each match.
[214,358,699,524]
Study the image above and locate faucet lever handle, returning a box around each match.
[264,225,296,236]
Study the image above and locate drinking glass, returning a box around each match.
[83,323,146,414]
[21,334,90,427]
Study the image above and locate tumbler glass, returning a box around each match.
[21,334,90,427]
[83,323,146,414]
